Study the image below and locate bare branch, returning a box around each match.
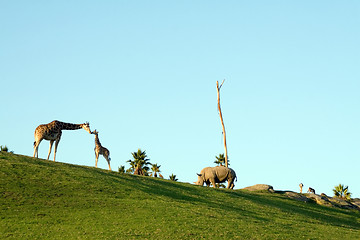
[219,79,225,89]
[216,80,228,168]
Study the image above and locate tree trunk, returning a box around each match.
[134,167,143,175]
[216,80,228,168]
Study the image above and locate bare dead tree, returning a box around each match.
[216,80,228,167]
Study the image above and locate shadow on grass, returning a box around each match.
[78,168,360,230]
[102,169,360,231]
[114,175,270,222]
[225,190,360,230]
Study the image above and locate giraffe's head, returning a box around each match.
[81,122,92,134]
[91,129,99,135]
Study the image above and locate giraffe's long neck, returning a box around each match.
[56,121,82,130]
[95,135,102,147]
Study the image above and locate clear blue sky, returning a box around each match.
[1,1,359,198]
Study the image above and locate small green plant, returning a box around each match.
[118,165,125,173]
[0,145,9,152]
[215,183,226,188]
[333,184,352,200]
[169,174,178,181]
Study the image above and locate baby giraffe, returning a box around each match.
[91,130,111,171]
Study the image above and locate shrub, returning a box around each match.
[169,174,178,181]
[118,165,125,173]
[1,145,9,152]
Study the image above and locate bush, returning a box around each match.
[1,145,9,152]
[169,174,178,181]
[118,165,125,173]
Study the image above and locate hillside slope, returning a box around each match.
[1,152,359,239]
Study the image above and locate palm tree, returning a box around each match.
[169,174,178,181]
[126,149,151,176]
[214,153,229,166]
[150,163,161,177]
[333,184,352,200]
[126,160,136,173]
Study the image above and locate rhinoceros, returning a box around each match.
[195,166,237,189]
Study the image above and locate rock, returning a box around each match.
[284,192,310,202]
[329,197,359,210]
[306,193,333,207]
[352,198,360,208]
[242,184,275,193]
[241,185,360,211]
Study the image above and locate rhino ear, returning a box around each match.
[197,173,202,177]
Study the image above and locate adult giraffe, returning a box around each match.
[33,120,92,161]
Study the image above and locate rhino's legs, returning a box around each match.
[227,180,235,189]
[210,179,216,188]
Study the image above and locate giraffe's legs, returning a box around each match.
[53,138,60,162]
[104,156,111,171]
[33,139,42,158]
[95,152,99,168]
[47,140,54,160]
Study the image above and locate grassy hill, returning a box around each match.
[1,152,359,239]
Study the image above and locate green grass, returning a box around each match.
[1,152,359,239]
